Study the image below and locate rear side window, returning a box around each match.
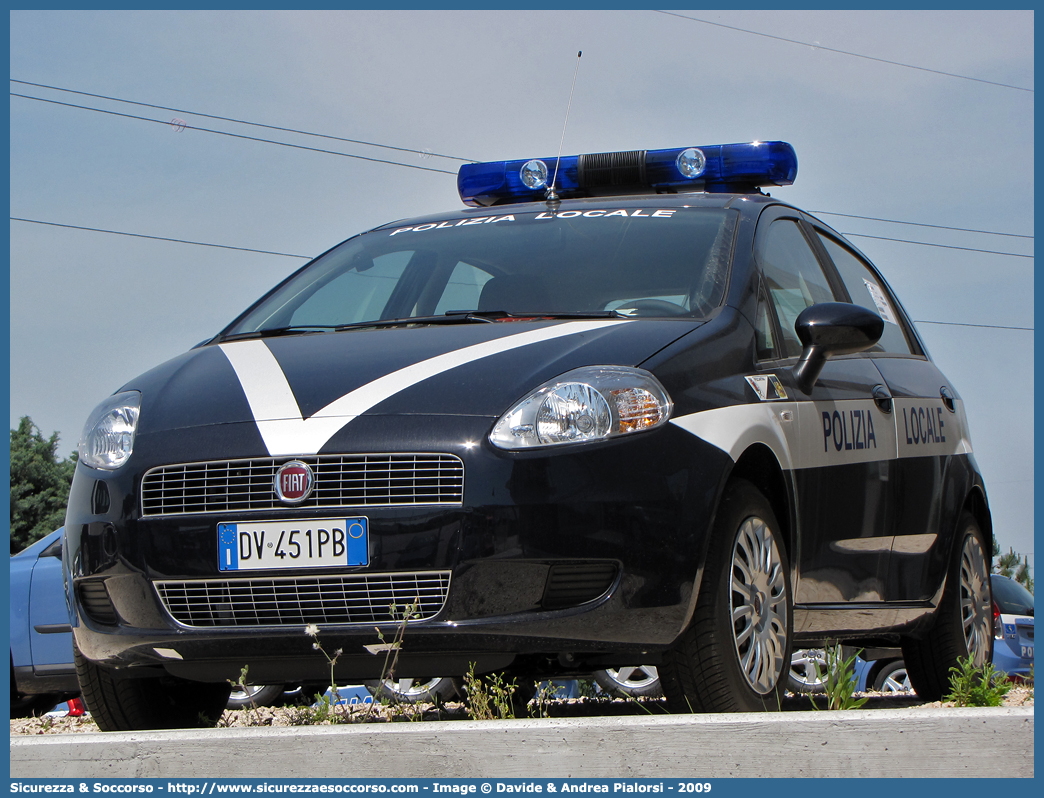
[756,220,838,358]
[817,233,914,355]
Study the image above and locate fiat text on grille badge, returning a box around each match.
[274,461,315,504]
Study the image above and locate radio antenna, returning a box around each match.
[547,50,582,202]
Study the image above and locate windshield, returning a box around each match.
[225,207,738,335]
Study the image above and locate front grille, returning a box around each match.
[155,571,452,628]
[141,454,464,517]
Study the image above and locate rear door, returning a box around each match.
[812,229,969,602]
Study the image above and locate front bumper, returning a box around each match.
[65,419,730,682]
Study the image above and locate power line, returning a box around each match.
[10,92,458,176]
[11,217,312,259]
[840,232,1032,259]
[11,92,1033,259]
[654,11,1033,93]
[914,319,1032,332]
[13,85,1032,245]
[11,78,474,164]
[810,210,1032,240]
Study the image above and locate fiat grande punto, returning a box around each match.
[65,141,993,730]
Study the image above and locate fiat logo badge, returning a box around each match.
[274,460,314,505]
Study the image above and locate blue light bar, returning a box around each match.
[458,141,798,207]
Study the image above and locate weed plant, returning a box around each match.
[363,600,419,718]
[576,678,600,700]
[463,663,521,719]
[809,642,869,711]
[226,664,266,726]
[528,681,557,719]
[945,656,1012,707]
[306,622,344,715]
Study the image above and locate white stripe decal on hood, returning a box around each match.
[220,320,629,456]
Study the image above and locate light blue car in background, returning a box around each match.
[990,574,1034,680]
[9,528,80,716]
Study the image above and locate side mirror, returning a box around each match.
[792,303,884,394]
[41,537,63,560]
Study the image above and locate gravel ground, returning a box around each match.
[10,686,1033,735]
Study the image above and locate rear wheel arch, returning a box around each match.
[901,508,993,701]
[930,484,994,608]
[964,487,994,558]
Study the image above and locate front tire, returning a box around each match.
[901,511,993,701]
[661,479,792,713]
[74,643,231,731]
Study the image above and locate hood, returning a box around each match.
[127,319,699,458]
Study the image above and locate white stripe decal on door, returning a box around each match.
[672,397,972,469]
[220,320,629,456]
[672,399,900,470]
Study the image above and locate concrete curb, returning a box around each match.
[10,707,1033,778]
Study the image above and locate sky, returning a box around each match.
[7,9,1035,573]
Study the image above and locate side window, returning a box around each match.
[754,296,778,360]
[816,233,914,355]
[756,220,838,358]
[433,261,493,315]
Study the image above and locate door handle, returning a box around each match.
[872,384,893,414]
[940,386,956,413]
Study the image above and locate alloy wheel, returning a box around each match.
[959,533,992,667]
[730,516,788,694]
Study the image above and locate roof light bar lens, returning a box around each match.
[458,141,797,206]
[676,148,706,179]
[520,159,549,190]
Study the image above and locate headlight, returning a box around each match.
[490,367,672,450]
[78,391,141,470]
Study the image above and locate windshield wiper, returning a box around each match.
[220,310,628,342]
[333,314,502,332]
[445,310,626,321]
[332,310,627,331]
[218,325,342,342]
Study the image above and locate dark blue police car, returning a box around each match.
[65,141,994,730]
